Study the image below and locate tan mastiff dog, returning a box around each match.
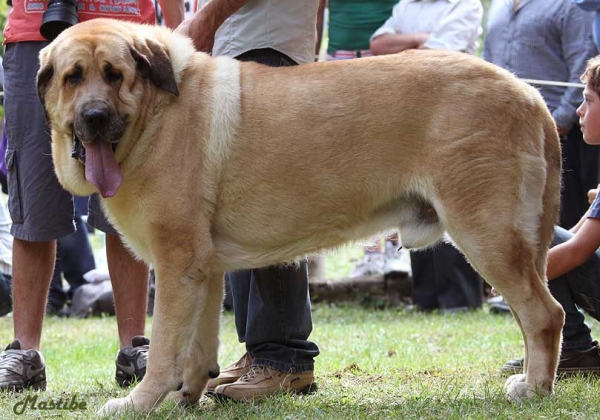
[37,19,564,415]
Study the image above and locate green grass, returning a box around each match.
[0,306,598,419]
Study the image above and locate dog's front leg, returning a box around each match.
[98,264,222,415]
[167,270,224,405]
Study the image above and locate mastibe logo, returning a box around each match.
[13,394,87,415]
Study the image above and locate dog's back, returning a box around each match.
[211,51,560,270]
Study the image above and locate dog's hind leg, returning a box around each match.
[437,140,563,400]
[448,219,563,400]
[99,256,223,414]
[501,124,564,401]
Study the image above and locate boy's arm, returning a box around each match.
[548,217,600,280]
[567,183,600,234]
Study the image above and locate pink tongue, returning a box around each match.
[84,140,123,198]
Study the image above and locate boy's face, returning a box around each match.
[577,83,600,145]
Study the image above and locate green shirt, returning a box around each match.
[327,0,399,53]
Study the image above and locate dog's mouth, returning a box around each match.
[71,131,122,198]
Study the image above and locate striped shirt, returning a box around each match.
[483,0,598,130]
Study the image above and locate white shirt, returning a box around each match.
[198,0,319,65]
[371,0,483,55]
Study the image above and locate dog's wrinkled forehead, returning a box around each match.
[37,18,180,110]
[44,31,133,75]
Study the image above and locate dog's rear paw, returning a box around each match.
[504,374,534,402]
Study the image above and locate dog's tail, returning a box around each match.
[537,117,562,276]
[513,102,561,280]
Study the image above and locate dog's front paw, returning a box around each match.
[165,388,203,407]
[504,374,534,402]
[97,396,134,417]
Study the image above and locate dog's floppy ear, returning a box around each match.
[131,39,179,97]
[36,64,54,122]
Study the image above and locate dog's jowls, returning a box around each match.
[37,19,564,415]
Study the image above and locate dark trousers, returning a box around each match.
[47,209,95,310]
[560,126,600,229]
[410,242,483,310]
[225,48,319,373]
[0,273,12,316]
[550,227,600,350]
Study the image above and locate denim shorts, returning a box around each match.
[3,42,117,240]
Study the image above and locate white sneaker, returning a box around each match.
[488,295,511,314]
[350,252,386,277]
[383,241,411,274]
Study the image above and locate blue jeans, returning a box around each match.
[226,262,319,373]
[226,48,319,373]
[550,227,600,350]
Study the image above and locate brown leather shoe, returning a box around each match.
[213,366,317,401]
[206,353,253,394]
[502,340,600,377]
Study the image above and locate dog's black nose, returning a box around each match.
[83,108,109,131]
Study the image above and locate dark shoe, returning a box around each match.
[115,336,149,388]
[206,352,253,394]
[213,366,316,402]
[45,301,64,316]
[0,340,46,391]
[502,341,600,376]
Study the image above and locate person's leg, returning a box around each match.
[46,251,67,314]
[214,262,319,400]
[229,270,251,342]
[411,243,482,311]
[240,263,318,372]
[232,50,318,370]
[0,41,74,392]
[12,240,56,350]
[212,49,318,400]
[410,248,439,310]
[59,211,96,302]
[105,233,148,346]
[88,195,149,387]
[547,227,599,350]
[3,41,74,350]
[88,195,148,347]
[502,226,600,376]
[433,243,483,310]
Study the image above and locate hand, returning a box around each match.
[175,15,215,53]
[588,184,600,204]
[415,33,430,48]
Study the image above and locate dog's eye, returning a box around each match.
[104,65,123,84]
[65,66,83,85]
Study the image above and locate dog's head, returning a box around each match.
[37,18,193,198]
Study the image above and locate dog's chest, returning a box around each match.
[104,198,153,263]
